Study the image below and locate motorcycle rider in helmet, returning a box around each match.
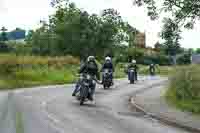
[127,60,138,81]
[72,56,100,101]
[149,63,155,76]
[101,56,114,85]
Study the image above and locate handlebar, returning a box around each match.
[75,74,102,85]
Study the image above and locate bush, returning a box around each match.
[0,42,13,53]
[166,65,200,114]
[138,54,171,66]
[176,54,191,65]
[0,54,80,89]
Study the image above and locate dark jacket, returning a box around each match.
[149,65,155,72]
[128,64,138,71]
[101,62,114,72]
[79,61,100,80]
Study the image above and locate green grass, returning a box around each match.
[166,88,200,114]
[165,65,200,114]
[114,63,126,79]
[16,112,24,133]
[0,54,173,90]
[0,66,78,90]
[0,54,80,90]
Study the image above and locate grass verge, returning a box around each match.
[16,112,24,133]
[0,54,173,90]
[0,66,78,90]
[166,88,200,115]
[165,65,200,115]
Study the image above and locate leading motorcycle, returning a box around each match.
[76,74,94,105]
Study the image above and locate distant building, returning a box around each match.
[0,28,26,41]
[135,32,146,48]
[8,28,26,40]
[191,54,200,64]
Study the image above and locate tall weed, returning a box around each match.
[166,65,200,114]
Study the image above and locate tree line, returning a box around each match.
[24,0,137,60]
[1,0,200,65]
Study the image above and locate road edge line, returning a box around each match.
[130,96,200,133]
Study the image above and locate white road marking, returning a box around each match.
[44,110,65,133]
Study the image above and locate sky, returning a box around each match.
[0,0,200,48]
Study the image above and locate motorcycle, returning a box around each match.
[102,69,113,89]
[128,68,135,84]
[76,74,94,105]
[150,68,155,76]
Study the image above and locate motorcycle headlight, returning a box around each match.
[84,81,89,86]
[80,76,83,80]
[86,75,91,80]
[105,69,109,73]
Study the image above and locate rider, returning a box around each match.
[101,56,114,84]
[127,60,138,81]
[72,56,99,101]
[149,63,155,76]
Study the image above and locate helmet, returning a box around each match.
[105,56,111,61]
[87,56,95,62]
[132,60,136,64]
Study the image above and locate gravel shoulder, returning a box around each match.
[133,81,200,132]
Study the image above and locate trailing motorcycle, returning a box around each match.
[150,68,155,76]
[102,69,113,89]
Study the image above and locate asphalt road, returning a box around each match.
[11,76,191,133]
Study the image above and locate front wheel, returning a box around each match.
[80,98,84,105]
[103,84,107,89]
[130,80,134,84]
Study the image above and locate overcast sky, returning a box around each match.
[0,0,200,48]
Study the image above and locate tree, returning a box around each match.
[154,42,163,52]
[133,0,200,51]
[196,48,200,54]
[0,27,12,52]
[25,30,34,44]
[0,27,8,42]
[161,18,181,57]
[28,0,134,58]
[133,0,200,29]
[160,18,182,65]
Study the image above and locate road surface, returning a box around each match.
[12,77,191,133]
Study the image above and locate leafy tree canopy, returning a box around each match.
[28,0,137,58]
[134,0,200,55]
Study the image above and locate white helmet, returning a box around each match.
[87,56,95,62]
[105,56,111,61]
[132,60,136,64]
